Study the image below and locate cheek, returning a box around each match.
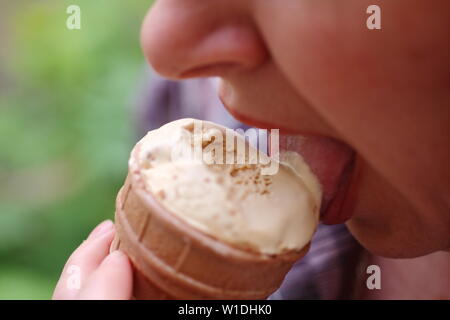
[255,0,450,255]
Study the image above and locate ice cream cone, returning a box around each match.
[111,142,311,300]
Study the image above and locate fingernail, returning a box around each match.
[105,250,126,264]
[88,220,113,240]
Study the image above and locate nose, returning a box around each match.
[140,1,268,79]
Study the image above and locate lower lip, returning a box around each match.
[318,152,358,225]
[220,98,358,225]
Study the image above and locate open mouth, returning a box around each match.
[221,105,358,225]
[279,134,357,225]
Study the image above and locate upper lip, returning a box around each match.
[221,100,357,225]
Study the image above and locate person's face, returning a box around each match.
[140,0,450,258]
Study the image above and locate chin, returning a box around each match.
[346,218,444,259]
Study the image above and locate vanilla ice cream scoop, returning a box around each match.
[135,118,321,255]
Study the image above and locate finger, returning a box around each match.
[78,250,133,300]
[52,220,115,300]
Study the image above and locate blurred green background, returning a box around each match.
[0,0,152,299]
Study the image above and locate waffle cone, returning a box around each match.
[111,143,310,300]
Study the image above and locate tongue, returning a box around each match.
[279,135,355,224]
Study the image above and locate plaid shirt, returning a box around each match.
[135,69,363,299]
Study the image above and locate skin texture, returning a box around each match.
[54,0,449,299]
[141,0,450,258]
[53,221,133,300]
